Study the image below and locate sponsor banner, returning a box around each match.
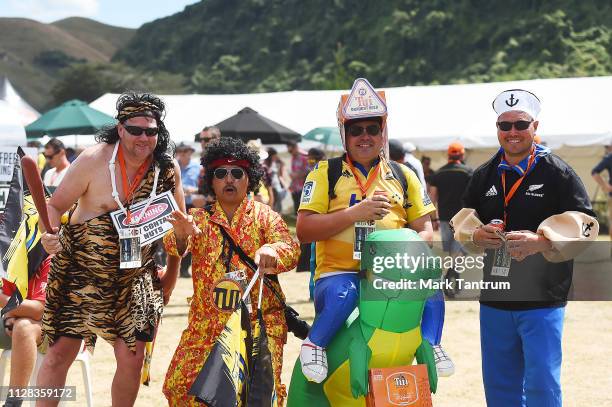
[110,190,179,247]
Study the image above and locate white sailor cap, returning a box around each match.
[492,89,541,119]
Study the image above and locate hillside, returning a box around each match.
[0,17,134,109]
[114,0,612,93]
[52,17,135,61]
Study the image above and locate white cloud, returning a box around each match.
[8,0,99,23]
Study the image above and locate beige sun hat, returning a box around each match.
[537,211,599,262]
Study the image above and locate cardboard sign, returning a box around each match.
[110,190,178,247]
[367,365,432,407]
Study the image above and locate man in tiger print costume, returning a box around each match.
[38,92,186,407]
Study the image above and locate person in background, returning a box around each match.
[403,141,427,187]
[429,141,473,297]
[192,126,221,208]
[591,140,612,244]
[195,125,221,154]
[422,155,435,181]
[26,140,46,174]
[263,147,287,213]
[1,257,50,407]
[176,142,200,278]
[65,147,77,163]
[246,139,274,206]
[287,141,309,215]
[388,137,455,377]
[421,155,436,196]
[42,138,70,193]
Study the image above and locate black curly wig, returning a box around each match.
[201,137,264,197]
[95,91,174,170]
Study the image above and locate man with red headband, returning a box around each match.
[162,137,299,406]
[296,78,436,383]
[38,92,185,406]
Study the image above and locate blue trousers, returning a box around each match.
[480,304,564,407]
[421,290,445,345]
[309,274,445,348]
[308,273,359,347]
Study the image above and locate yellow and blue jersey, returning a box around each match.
[299,158,435,280]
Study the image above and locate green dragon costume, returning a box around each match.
[287,229,441,406]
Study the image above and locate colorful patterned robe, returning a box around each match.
[163,198,299,406]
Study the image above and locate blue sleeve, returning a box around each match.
[591,154,612,175]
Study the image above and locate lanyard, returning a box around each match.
[500,148,536,226]
[345,155,381,199]
[109,142,160,225]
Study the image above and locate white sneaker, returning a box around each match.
[433,344,455,377]
[300,338,328,383]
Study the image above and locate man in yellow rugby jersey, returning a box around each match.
[296,78,436,383]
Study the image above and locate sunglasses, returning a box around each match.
[201,137,216,143]
[213,167,245,180]
[496,120,533,131]
[123,124,158,137]
[44,152,58,160]
[348,124,381,137]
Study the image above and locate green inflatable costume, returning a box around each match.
[287,229,441,407]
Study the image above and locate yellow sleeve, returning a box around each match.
[298,161,330,214]
[403,167,436,223]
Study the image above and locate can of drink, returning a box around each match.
[489,219,505,231]
[489,219,506,240]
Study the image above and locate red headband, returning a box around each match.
[209,158,251,169]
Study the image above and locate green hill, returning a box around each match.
[0,17,134,109]
[52,17,135,60]
[113,0,612,93]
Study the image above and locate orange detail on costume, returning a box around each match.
[162,198,299,406]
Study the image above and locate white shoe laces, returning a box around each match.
[433,345,451,364]
[301,342,328,370]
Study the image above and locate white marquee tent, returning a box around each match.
[91,76,612,149]
[0,77,39,126]
[0,100,27,147]
[90,76,612,196]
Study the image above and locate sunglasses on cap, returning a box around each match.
[213,167,245,180]
[496,120,533,131]
[347,124,382,137]
[123,124,158,137]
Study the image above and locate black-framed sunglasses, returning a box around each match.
[348,124,381,137]
[496,120,533,131]
[43,151,58,160]
[213,167,245,180]
[123,124,159,137]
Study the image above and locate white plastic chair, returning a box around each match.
[0,343,93,407]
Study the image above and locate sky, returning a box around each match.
[0,0,201,28]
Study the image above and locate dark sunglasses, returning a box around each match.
[496,120,533,131]
[123,124,158,137]
[348,124,381,137]
[43,152,58,160]
[213,167,245,180]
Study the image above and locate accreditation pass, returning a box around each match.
[353,220,376,260]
